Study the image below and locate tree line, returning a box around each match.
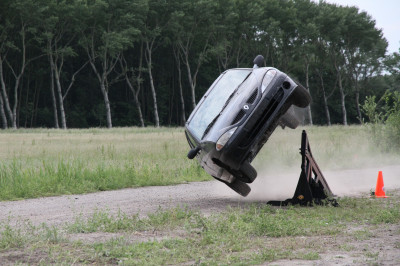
[0,0,398,129]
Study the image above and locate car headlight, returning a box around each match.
[216,127,237,151]
[261,69,276,93]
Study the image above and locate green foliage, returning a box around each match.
[385,52,400,77]
[68,210,141,233]
[385,92,400,148]
[362,96,383,123]
[361,91,400,151]
[67,207,194,234]
[0,224,24,250]
[0,0,394,128]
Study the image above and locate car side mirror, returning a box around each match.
[187,146,201,159]
[253,55,264,68]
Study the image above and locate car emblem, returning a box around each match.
[243,105,249,110]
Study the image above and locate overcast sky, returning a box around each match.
[314,0,400,54]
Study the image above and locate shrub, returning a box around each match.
[362,91,400,151]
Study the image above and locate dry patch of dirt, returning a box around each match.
[0,249,52,265]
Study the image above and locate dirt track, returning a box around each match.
[1,164,400,226]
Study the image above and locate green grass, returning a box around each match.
[0,126,399,200]
[0,127,210,200]
[1,193,399,264]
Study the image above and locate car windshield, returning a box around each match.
[188,69,252,140]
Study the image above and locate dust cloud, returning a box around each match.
[248,165,400,200]
[212,164,400,202]
[247,164,400,201]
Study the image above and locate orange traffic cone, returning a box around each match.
[374,171,389,198]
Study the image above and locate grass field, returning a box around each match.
[0,127,210,200]
[1,125,400,264]
[0,125,399,201]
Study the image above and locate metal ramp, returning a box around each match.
[268,130,338,207]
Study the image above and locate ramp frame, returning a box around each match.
[268,130,338,206]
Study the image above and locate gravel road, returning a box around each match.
[1,164,400,226]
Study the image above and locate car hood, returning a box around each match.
[202,67,271,143]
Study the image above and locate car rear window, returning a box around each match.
[188,69,251,140]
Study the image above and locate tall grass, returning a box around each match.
[0,126,399,200]
[0,128,209,200]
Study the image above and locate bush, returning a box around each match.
[362,91,400,151]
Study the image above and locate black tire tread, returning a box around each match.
[239,161,257,183]
[226,179,251,197]
[291,85,311,108]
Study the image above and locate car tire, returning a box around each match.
[291,85,311,108]
[226,179,251,197]
[239,161,257,183]
[280,107,299,129]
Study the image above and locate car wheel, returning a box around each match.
[280,107,299,129]
[226,179,251,197]
[239,161,257,183]
[291,85,311,108]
